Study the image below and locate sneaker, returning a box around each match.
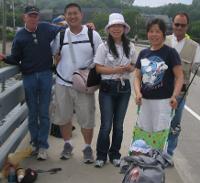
[37,148,48,161]
[83,146,94,164]
[31,145,38,156]
[111,159,121,167]
[94,160,105,168]
[60,143,73,160]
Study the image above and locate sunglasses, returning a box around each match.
[174,23,187,28]
[32,33,38,44]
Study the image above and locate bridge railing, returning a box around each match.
[0,66,28,170]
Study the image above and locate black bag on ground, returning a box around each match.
[20,168,38,183]
[49,97,62,138]
[50,124,62,138]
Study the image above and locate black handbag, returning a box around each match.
[87,67,101,87]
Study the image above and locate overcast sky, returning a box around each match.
[133,0,192,7]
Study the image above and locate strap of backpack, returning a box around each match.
[59,29,66,53]
[59,28,94,55]
[88,28,95,55]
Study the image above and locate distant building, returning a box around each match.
[141,14,172,35]
[121,0,135,6]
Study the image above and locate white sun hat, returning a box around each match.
[105,13,130,34]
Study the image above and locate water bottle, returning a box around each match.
[7,166,16,183]
[16,168,25,183]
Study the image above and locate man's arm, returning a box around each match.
[0,53,6,61]
[2,38,23,65]
[170,65,184,109]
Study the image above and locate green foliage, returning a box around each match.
[122,8,145,39]
[1,0,200,40]
[189,20,200,42]
[0,28,15,41]
[89,12,109,37]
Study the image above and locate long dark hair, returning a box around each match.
[107,33,130,59]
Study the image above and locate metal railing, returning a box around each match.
[0,66,28,170]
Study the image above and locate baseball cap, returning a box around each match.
[24,6,40,15]
[52,15,67,26]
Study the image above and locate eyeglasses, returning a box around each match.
[32,33,38,44]
[174,23,187,28]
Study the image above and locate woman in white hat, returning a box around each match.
[94,13,137,168]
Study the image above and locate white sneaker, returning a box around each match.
[37,148,48,161]
[112,159,121,167]
[94,160,105,168]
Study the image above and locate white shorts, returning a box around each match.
[53,83,95,129]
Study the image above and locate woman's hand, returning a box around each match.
[124,64,134,72]
[135,92,142,105]
[86,22,95,30]
[0,53,6,61]
[113,66,127,74]
[170,96,178,109]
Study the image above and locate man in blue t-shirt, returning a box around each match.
[0,5,61,161]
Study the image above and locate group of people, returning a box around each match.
[0,3,199,170]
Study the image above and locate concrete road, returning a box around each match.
[17,92,184,183]
[173,75,200,183]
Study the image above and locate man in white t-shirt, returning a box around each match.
[51,3,102,164]
[165,12,200,160]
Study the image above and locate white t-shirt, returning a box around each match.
[94,42,137,80]
[171,34,200,64]
[51,25,102,86]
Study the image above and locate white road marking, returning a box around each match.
[185,105,200,121]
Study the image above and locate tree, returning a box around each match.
[123,8,145,39]
[89,12,109,37]
[189,20,200,42]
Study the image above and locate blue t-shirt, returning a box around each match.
[135,44,181,99]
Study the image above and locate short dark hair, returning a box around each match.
[172,12,189,24]
[146,18,166,38]
[64,3,81,13]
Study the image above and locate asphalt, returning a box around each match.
[10,92,183,183]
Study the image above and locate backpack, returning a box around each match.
[59,27,94,55]
[121,155,165,183]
